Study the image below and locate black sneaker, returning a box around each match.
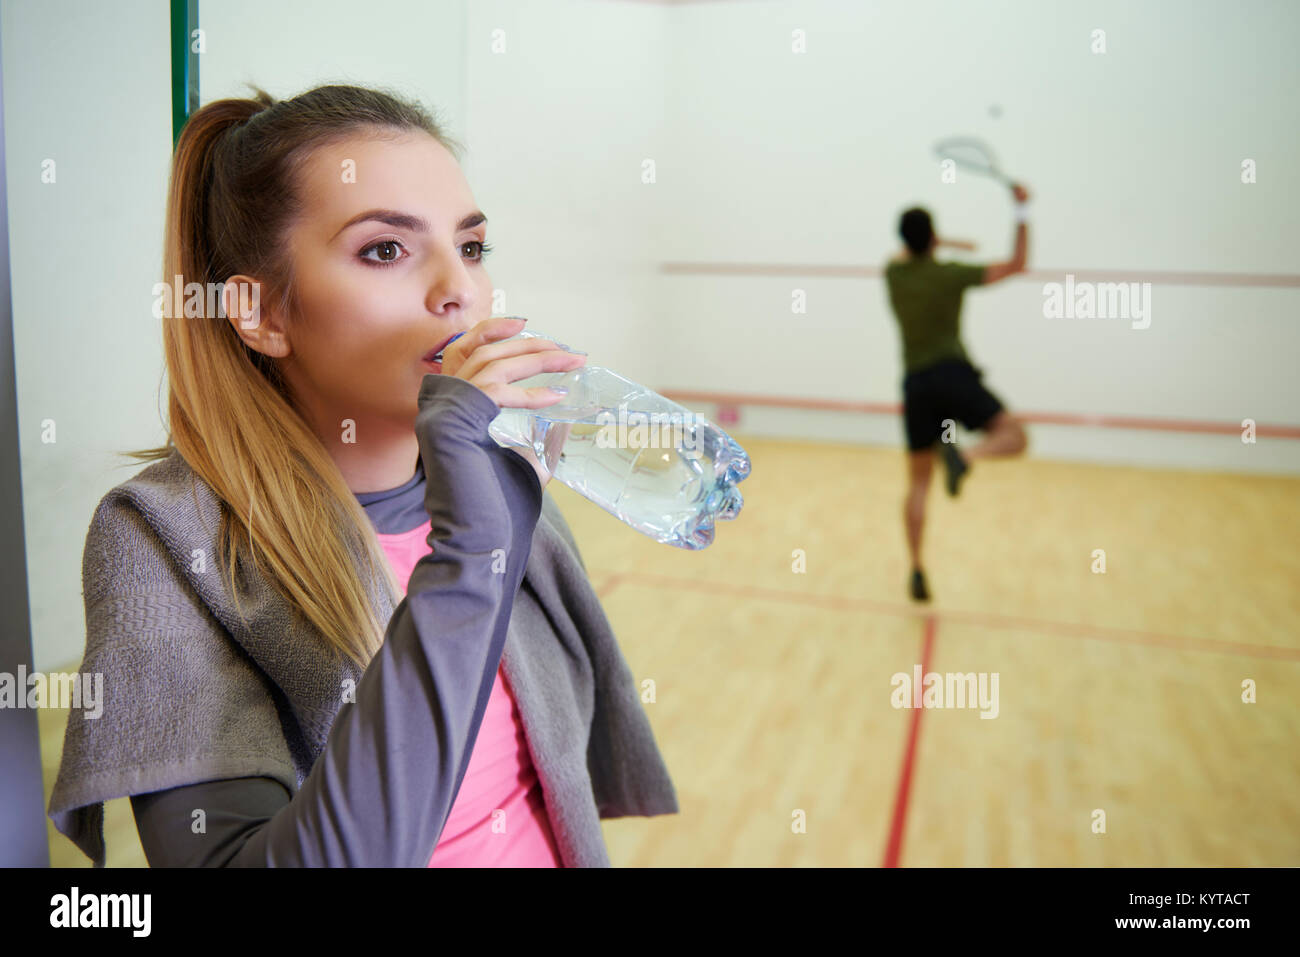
[909,568,930,602]
[939,441,969,497]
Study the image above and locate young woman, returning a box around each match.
[883,185,1032,603]
[47,84,678,867]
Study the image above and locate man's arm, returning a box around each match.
[981,183,1031,285]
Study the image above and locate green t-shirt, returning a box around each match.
[883,256,986,374]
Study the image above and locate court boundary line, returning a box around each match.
[660,261,1300,289]
[595,571,1300,662]
[656,389,1300,440]
[882,614,935,868]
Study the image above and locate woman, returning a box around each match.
[47,83,678,867]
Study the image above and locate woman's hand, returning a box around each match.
[440,316,586,488]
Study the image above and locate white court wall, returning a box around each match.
[651,0,1299,474]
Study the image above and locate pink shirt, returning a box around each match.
[375,520,563,867]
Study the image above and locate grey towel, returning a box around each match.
[48,389,678,867]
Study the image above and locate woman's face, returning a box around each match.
[245,129,494,433]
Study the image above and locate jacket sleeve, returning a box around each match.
[112,374,541,867]
[129,777,292,867]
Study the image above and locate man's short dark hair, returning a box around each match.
[899,207,934,256]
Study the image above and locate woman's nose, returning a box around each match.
[426,252,480,310]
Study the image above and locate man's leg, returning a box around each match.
[905,449,934,600]
[964,410,1027,461]
[939,360,1028,495]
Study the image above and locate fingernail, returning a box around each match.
[548,386,569,395]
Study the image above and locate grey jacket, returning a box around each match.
[46,373,679,866]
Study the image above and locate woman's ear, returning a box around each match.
[223,275,291,358]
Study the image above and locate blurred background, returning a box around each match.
[2,0,1297,867]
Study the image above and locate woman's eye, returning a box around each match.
[464,240,494,262]
[360,240,406,267]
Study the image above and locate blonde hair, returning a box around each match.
[123,83,466,670]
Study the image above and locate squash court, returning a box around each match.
[12,1,1298,870]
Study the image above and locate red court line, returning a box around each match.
[598,571,1300,662]
[657,389,1300,440]
[883,614,936,868]
[660,261,1300,288]
[595,573,624,599]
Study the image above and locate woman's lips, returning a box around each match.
[422,332,465,363]
[421,359,443,373]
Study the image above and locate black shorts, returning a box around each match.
[901,359,1005,452]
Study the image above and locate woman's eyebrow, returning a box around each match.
[332,209,487,241]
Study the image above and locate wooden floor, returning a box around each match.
[40,435,1300,866]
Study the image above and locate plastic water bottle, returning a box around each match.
[480,329,751,550]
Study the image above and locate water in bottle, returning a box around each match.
[484,329,751,550]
